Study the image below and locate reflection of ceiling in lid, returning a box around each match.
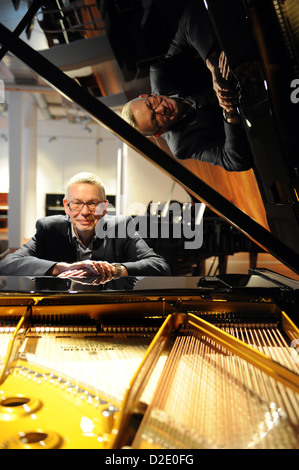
[1,0,189,123]
[0,0,155,123]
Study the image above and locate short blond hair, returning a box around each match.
[65,172,106,201]
[121,98,144,133]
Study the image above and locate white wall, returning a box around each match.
[0,129,8,192]
[0,117,8,192]
[36,119,117,220]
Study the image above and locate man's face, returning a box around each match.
[131,94,180,136]
[63,183,107,240]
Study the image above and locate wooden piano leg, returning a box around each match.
[250,252,258,269]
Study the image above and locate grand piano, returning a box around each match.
[0,0,298,450]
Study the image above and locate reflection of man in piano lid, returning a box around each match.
[0,172,170,282]
[121,1,253,173]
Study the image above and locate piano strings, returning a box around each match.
[131,322,299,449]
[20,333,159,405]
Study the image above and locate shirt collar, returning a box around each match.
[71,224,97,249]
[167,89,217,131]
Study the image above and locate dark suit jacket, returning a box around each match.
[150,1,253,172]
[0,215,171,277]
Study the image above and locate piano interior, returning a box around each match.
[0,0,299,450]
[0,274,298,449]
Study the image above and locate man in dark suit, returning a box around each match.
[121,1,252,172]
[0,172,170,280]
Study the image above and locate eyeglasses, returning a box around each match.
[145,95,163,134]
[67,201,101,213]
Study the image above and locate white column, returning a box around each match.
[23,98,37,239]
[116,139,127,215]
[8,91,24,249]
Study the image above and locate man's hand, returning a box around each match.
[218,51,230,81]
[206,50,230,95]
[217,89,239,114]
[51,260,127,281]
[206,51,240,121]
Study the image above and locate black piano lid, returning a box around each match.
[0,270,298,294]
[0,1,299,275]
[0,272,298,319]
